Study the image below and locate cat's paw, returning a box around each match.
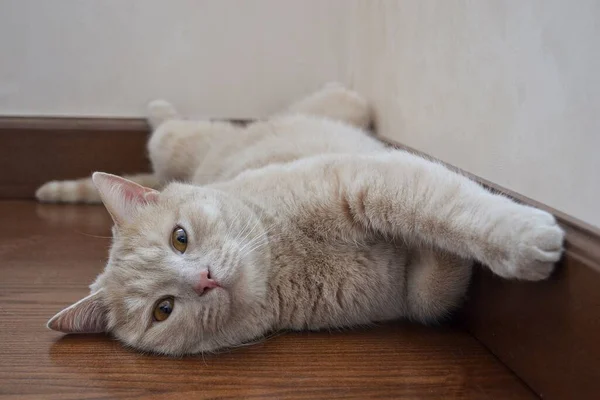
[287,83,372,129]
[147,99,179,129]
[36,179,101,204]
[36,181,67,203]
[488,207,565,281]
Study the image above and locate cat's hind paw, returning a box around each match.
[36,179,101,204]
[147,99,179,129]
[286,83,372,130]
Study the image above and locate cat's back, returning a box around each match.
[258,114,384,156]
[194,114,385,184]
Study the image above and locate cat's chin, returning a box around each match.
[202,285,227,301]
[197,286,232,331]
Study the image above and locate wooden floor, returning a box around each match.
[0,201,535,399]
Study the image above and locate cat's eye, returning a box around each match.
[153,296,174,322]
[171,227,188,253]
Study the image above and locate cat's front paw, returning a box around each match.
[488,207,565,281]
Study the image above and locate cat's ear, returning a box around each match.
[92,172,159,226]
[47,290,108,334]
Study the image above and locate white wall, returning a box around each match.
[0,0,346,118]
[1,0,598,227]
[345,0,600,228]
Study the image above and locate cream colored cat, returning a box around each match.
[43,84,564,356]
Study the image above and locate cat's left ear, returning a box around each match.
[47,290,108,333]
[92,172,159,226]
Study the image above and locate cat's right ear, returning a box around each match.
[47,290,108,334]
[92,172,159,226]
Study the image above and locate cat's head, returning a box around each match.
[47,173,272,355]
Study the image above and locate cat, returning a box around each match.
[42,84,565,356]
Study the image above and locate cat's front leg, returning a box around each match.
[340,152,566,281]
[228,151,565,281]
[326,152,564,280]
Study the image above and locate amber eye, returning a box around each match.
[171,227,188,253]
[153,296,174,322]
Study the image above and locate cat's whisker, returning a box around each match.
[235,231,266,254]
[236,218,263,249]
[230,213,244,243]
[74,231,112,239]
[233,210,254,242]
[237,223,279,248]
[237,232,288,259]
[236,239,270,258]
[240,229,284,249]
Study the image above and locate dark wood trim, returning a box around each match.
[0,116,150,132]
[2,116,599,398]
[0,116,253,131]
[0,117,151,199]
[0,117,252,200]
[380,137,600,400]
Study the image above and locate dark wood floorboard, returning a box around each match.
[0,201,535,399]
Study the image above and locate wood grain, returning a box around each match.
[0,201,534,399]
[463,260,600,400]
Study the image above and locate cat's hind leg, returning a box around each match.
[36,173,158,204]
[405,248,473,324]
[285,83,373,130]
[36,100,178,204]
[146,100,242,184]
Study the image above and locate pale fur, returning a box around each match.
[46,84,565,356]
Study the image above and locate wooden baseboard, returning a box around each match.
[0,117,151,199]
[2,116,599,399]
[0,116,252,199]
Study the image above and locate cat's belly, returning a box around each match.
[268,238,410,331]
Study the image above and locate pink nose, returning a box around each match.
[193,270,219,295]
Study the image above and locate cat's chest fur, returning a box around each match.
[263,220,410,331]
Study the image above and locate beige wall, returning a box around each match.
[346,1,600,227]
[0,0,346,118]
[1,0,598,227]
